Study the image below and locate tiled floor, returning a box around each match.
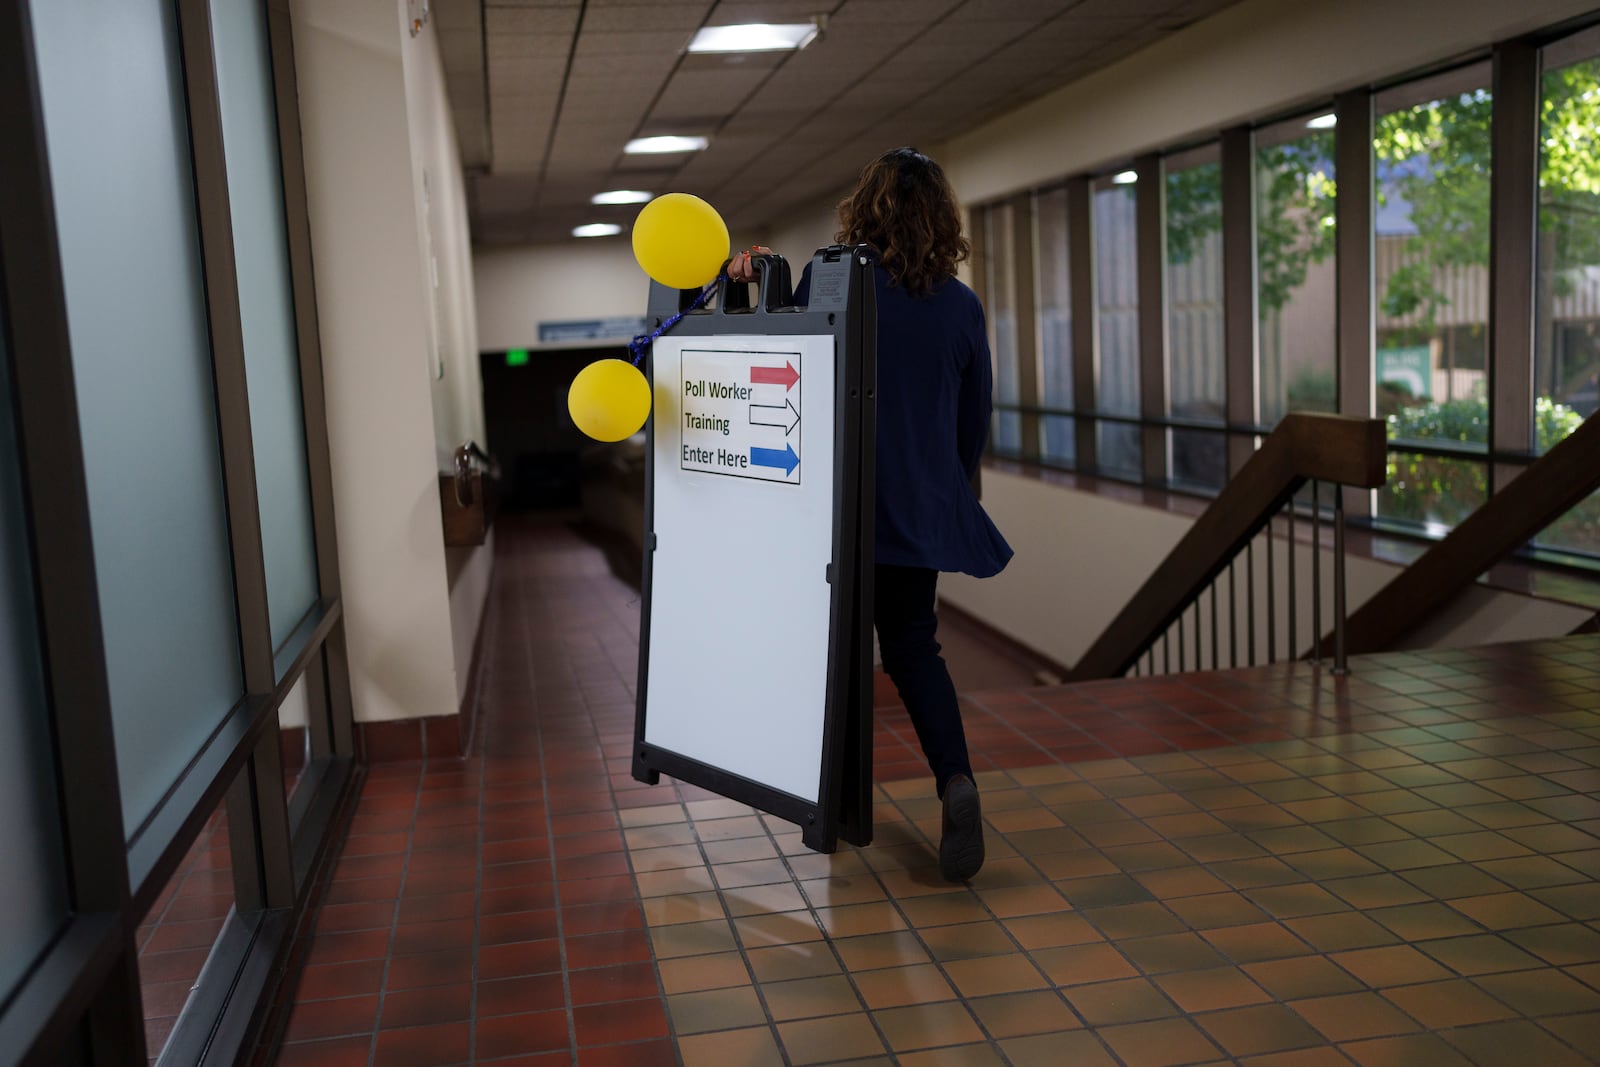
[273,516,1600,1066]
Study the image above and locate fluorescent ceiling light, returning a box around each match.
[624,135,709,154]
[573,223,623,238]
[591,189,653,205]
[688,22,819,53]
[1306,113,1338,129]
[1111,170,1138,185]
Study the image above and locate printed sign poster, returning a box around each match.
[1377,344,1433,400]
[678,347,803,484]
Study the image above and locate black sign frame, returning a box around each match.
[632,247,876,853]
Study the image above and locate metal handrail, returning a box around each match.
[1071,413,1388,682]
[452,441,498,509]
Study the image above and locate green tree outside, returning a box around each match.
[1163,59,1600,553]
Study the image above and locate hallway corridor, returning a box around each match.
[272,518,1600,1066]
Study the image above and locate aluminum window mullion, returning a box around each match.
[265,0,356,759]
[1335,88,1376,519]
[1489,38,1540,493]
[1011,192,1041,461]
[1221,125,1258,479]
[1136,152,1167,484]
[175,0,294,913]
[1067,176,1097,470]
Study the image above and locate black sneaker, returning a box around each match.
[939,774,984,882]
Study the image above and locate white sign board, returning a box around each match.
[644,333,836,802]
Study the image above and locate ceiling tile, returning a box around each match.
[583,4,712,32]
[828,0,964,27]
[487,32,573,61]
[438,28,482,71]
[945,0,1083,20]
[432,0,481,32]
[574,30,694,57]
[612,151,694,173]
[457,0,1249,242]
[487,55,568,85]
[708,1,836,23]
[915,17,1041,52]
[485,6,581,33]
[567,51,677,79]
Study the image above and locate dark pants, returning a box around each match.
[875,564,972,797]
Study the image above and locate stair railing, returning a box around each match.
[1338,411,1600,655]
[1069,413,1388,681]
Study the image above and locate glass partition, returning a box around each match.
[1034,186,1074,465]
[32,0,245,838]
[1165,143,1226,488]
[1093,172,1142,478]
[1536,28,1600,454]
[1256,113,1338,425]
[1373,63,1493,440]
[210,0,319,651]
[985,201,1022,455]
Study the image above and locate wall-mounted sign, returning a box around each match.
[537,316,648,344]
[1378,344,1433,400]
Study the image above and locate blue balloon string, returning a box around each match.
[627,283,717,368]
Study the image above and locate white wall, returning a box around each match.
[402,16,484,470]
[765,206,844,272]
[473,216,846,346]
[475,241,650,352]
[291,0,485,723]
[398,7,496,706]
[943,469,1593,670]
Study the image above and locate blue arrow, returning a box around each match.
[751,444,799,476]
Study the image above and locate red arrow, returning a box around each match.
[750,362,799,391]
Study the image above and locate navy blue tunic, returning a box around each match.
[797,263,1012,579]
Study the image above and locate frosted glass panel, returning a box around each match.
[0,304,70,1000]
[33,0,244,837]
[211,0,319,651]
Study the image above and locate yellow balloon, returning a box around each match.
[631,193,730,289]
[568,359,652,442]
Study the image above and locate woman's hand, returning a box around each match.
[727,245,773,283]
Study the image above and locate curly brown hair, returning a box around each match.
[835,147,970,295]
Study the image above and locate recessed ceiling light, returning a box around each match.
[573,223,623,238]
[1306,113,1338,129]
[688,22,820,53]
[1111,170,1138,185]
[591,189,653,205]
[624,135,710,155]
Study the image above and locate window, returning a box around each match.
[984,201,1022,455]
[211,0,320,653]
[1256,113,1338,425]
[1092,172,1141,479]
[1165,143,1226,488]
[1034,186,1073,465]
[1373,64,1493,439]
[1536,28,1600,436]
[972,31,1594,561]
[34,0,246,838]
[1373,64,1493,531]
[1532,29,1600,558]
